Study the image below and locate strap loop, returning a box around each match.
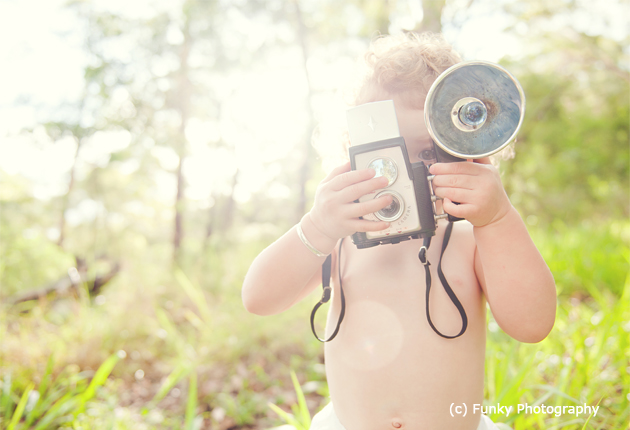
[310,240,346,342]
[321,286,332,303]
[423,221,468,339]
[418,246,429,266]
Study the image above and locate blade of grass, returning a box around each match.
[185,371,198,430]
[2,373,13,421]
[155,307,180,336]
[37,355,54,398]
[7,383,34,430]
[149,363,191,407]
[491,345,534,421]
[580,397,602,430]
[290,371,311,429]
[174,268,212,324]
[81,352,123,402]
[33,394,80,430]
[74,351,124,416]
[25,355,55,425]
[26,384,69,426]
[528,385,581,405]
[268,402,302,429]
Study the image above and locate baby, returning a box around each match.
[242,32,556,430]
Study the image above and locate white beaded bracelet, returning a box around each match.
[296,221,329,257]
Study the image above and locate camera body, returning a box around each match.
[347,100,439,248]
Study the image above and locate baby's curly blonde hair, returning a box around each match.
[353,32,462,108]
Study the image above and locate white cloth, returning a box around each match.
[309,403,506,430]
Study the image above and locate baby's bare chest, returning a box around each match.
[335,231,479,305]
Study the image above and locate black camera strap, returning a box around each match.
[311,222,467,342]
[310,239,346,342]
[418,221,468,339]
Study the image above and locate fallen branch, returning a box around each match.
[10,259,121,305]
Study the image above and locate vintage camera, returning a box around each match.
[347,61,525,249]
[348,100,438,248]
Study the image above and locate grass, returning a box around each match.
[268,371,311,430]
[0,220,627,429]
[0,351,125,429]
[484,284,629,429]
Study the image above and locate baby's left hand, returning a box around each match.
[429,158,511,227]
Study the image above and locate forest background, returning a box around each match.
[0,0,628,429]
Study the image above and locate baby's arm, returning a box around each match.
[430,160,556,343]
[242,162,392,316]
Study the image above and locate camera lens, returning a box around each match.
[374,191,404,222]
[459,101,487,127]
[368,157,397,187]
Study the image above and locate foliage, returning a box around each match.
[530,220,629,298]
[501,64,629,226]
[0,0,627,429]
[268,370,312,430]
[0,352,124,429]
[484,279,629,429]
[1,221,626,429]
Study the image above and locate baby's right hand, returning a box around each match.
[309,161,393,241]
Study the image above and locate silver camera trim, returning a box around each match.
[374,190,405,222]
[367,156,398,187]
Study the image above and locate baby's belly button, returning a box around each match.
[391,418,403,428]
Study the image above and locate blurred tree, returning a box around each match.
[0,173,75,297]
[5,0,625,286]
[417,0,446,33]
[49,122,88,249]
[495,1,629,225]
[67,0,273,264]
[267,0,399,222]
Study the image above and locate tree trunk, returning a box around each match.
[419,0,445,33]
[57,137,82,248]
[293,0,317,223]
[222,168,239,231]
[173,151,185,263]
[203,196,216,251]
[172,22,192,265]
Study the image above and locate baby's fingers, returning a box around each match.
[345,194,393,218]
[341,175,389,202]
[330,168,377,192]
[433,186,473,204]
[442,197,470,219]
[321,161,351,183]
[431,174,475,190]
